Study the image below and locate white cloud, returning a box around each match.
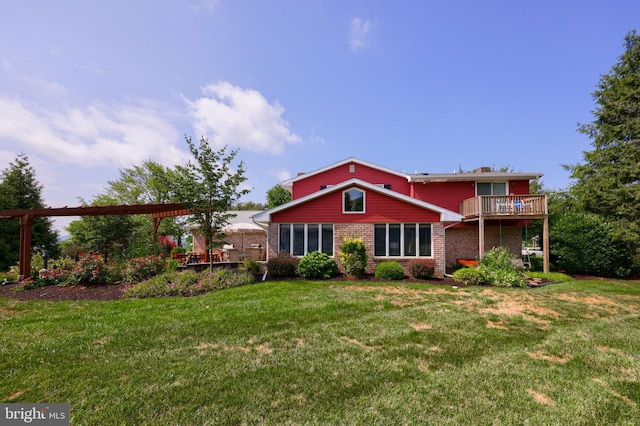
[185,82,302,154]
[308,127,325,144]
[0,97,189,169]
[275,169,293,182]
[349,17,373,52]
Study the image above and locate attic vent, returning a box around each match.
[349,164,356,173]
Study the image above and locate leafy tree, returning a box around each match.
[0,154,58,271]
[550,211,632,277]
[569,30,640,251]
[67,195,136,263]
[105,160,186,245]
[174,137,249,268]
[266,184,291,208]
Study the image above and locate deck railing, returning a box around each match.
[460,195,547,218]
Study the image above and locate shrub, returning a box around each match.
[0,271,18,285]
[123,269,255,298]
[452,267,486,285]
[12,276,58,292]
[65,254,108,285]
[124,271,200,298]
[266,251,299,277]
[239,259,264,276]
[297,251,339,279]
[171,246,187,257]
[477,247,527,288]
[201,269,255,290]
[374,261,405,280]
[124,255,166,283]
[339,237,368,277]
[407,260,435,280]
[550,211,633,277]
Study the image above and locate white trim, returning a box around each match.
[281,157,407,187]
[277,223,335,257]
[342,188,366,214]
[374,223,433,258]
[409,172,542,183]
[253,178,463,223]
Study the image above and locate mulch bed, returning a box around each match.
[0,282,127,302]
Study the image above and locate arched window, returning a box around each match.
[343,188,365,213]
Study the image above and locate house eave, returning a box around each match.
[408,172,543,183]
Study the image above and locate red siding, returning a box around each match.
[509,180,530,194]
[273,186,440,223]
[292,162,410,199]
[411,181,474,213]
[411,179,532,212]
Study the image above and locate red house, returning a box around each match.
[253,158,549,278]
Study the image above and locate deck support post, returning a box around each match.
[542,216,550,273]
[478,217,485,259]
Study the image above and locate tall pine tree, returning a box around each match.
[0,154,59,271]
[570,30,640,252]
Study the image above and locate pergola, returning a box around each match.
[0,203,191,278]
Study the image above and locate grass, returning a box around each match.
[1,279,639,424]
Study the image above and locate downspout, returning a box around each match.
[443,221,462,278]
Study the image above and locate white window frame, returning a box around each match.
[278,223,334,257]
[343,188,366,214]
[374,223,433,258]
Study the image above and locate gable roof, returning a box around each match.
[281,157,408,190]
[253,178,462,223]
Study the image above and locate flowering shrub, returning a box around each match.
[339,237,367,277]
[124,255,166,283]
[297,251,339,279]
[159,234,177,255]
[11,277,56,292]
[65,254,108,285]
[123,269,255,298]
[407,260,435,280]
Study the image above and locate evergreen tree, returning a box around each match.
[569,30,640,252]
[0,154,58,271]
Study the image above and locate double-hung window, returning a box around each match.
[374,223,432,257]
[278,224,334,256]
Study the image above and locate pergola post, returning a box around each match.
[18,214,33,279]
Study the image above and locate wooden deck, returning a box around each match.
[460,195,547,220]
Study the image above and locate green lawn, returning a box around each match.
[1,279,639,425]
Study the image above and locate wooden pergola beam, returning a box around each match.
[0,203,190,279]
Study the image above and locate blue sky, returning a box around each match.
[1,1,639,233]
